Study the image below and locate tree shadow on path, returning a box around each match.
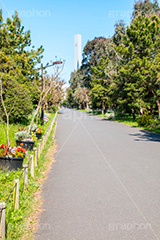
[100,118,160,142]
[129,129,160,142]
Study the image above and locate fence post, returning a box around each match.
[37,143,40,159]
[43,133,46,145]
[0,202,6,240]
[42,136,44,148]
[30,155,34,178]
[23,164,28,191]
[33,148,37,167]
[40,139,42,153]
[13,179,19,209]
[46,130,48,140]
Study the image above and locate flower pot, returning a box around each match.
[0,156,24,171]
[36,132,42,139]
[16,140,35,151]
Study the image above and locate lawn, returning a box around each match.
[0,112,55,146]
[113,116,160,134]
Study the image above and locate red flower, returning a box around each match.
[0,144,5,149]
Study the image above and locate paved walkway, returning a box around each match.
[35,108,160,240]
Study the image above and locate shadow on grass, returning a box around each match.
[129,130,160,142]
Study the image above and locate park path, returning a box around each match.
[35,108,160,240]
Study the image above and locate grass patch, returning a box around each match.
[113,116,160,134]
[112,117,160,134]
[0,113,58,240]
[113,116,139,127]
[78,109,86,113]
[0,112,55,146]
[0,123,19,146]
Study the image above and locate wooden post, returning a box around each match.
[33,148,38,167]
[23,164,28,190]
[30,155,34,178]
[46,130,48,140]
[43,133,46,145]
[40,139,42,153]
[42,136,44,148]
[0,202,6,240]
[13,179,19,209]
[37,143,40,159]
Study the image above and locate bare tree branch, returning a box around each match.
[28,63,64,132]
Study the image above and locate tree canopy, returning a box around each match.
[67,0,160,118]
[0,10,44,123]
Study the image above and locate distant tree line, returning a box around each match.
[66,0,160,118]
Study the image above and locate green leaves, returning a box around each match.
[114,14,160,115]
[90,56,111,111]
[68,1,160,117]
[0,10,44,123]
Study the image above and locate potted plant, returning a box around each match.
[0,144,27,171]
[15,131,36,151]
[35,128,43,139]
[27,123,43,139]
[0,78,27,171]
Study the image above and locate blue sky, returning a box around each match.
[1,0,159,84]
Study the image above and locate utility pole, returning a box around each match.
[41,63,44,125]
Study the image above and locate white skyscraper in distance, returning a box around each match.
[74,34,82,71]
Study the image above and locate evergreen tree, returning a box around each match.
[82,37,116,88]
[90,56,111,115]
[69,68,86,90]
[66,88,75,108]
[0,10,44,123]
[132,0,160,19]
[115,14,160,117]
[113,20,126,47]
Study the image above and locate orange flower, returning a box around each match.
[20,143,23,147]
[16,147,26,153]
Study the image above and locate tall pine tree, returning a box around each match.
[115,14,160,117]
[90,56,111,115]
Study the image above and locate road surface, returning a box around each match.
[35,108,160,240]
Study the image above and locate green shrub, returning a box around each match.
[137,114,153,127]
[0,84,33,124]
[115,112,127,118]
[150,118,160,128]
[50,105,58,113]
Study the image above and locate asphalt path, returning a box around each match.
[35,108,160,240]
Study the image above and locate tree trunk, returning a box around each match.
[140,107,143,115]
[6,115,9,146]
[132,108,136,120]
[36,109,40,125]
[86,102,89,109]
[156,100,160,118]
[29,102,42,133]
[150,105,154,117]
[102,100,105,115]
